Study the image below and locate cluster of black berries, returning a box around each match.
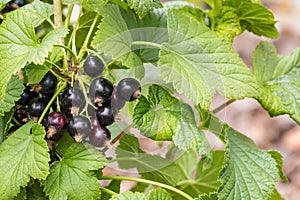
[9,54,141,151]
[0,0,26,23]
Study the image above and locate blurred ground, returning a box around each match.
[102,0,300,198]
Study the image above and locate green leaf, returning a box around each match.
[214,6,242,41]
[20,0,54,27]
[0,109,15,143]
[0,76,24,116]
[43,143,108,200]
[0,122,50,199]
[53,132,74,156]
[224,0,278,38]
[126,0,153,19]
[101,180,121,200]
[268,189,284,200]
[92,4,167,66]
[61,0,106,12]
[133,85,211,158]
[110,191,146,200]
[218,128,280,200]
[0,10,68,98]
[158,9,258,109]
[23,64,50,85]
[0,0,10,10]
[147,188,172,200]
[268,150,288,183]
[253,41,300,124]
[115,134,178,185]
[196,192,218,200]
[26,181,48,200]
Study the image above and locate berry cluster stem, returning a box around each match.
[37,82,68,124]
[100,176,194,200]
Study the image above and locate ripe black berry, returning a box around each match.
[111,87,126,111]
[13,107,29,124]
[28,98,47,118]
[46,111,68,139]
[17,86,39,106]
[35,72,57,94]
[83,55,105,78]
[96,104,115,126]
[89,120,111,148]
[89,78,113,107]
[60,86,85,115]
[69,116,91,142]
[116,78,141,101]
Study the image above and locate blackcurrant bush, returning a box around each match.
[96,104,115,126]
[69,116,91,142]
[89,122,111,148]
[46,111,68,139]
[35,72,57,94]
[17,86,39,106]
[116,78,141,101]
[28,98,47,118]
[89,78,113,107]
[60,86,85,115]
[83,55,105,78]
[13,107,29,124]
[111,87,126,111]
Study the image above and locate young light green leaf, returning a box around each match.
[0,0,10,10]
[268,150,288,183]
[20,0,53,27]
[224,0,278,38]
[147,188,172,200]
[126,0,153,19]
[0,76,24,116]
[158,9,258,109]
[110,192,146,200]
[218,128,280,200]
[43,143,107,200]
[0,122,50,199]
[196,192,218,200]
[253,41,300,124]
[61,0,106,12]
[133,85,211,158]
[92,4,167,66]
[0,11,68,98]
[213,6,242,41]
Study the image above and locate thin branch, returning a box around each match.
[212,99,236,114]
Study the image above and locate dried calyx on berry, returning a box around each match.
[46,111,68,139]
[59,86,85,116]
[116,78,141,102]
[13,106,30,124]
[89,78,113,107]
[68,116,91,142]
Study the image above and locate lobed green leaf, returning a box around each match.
[0,122,50,199]
[147,188,172,200]
[158,9,258,109]
[110,191,146,200]
[253,41,300,124]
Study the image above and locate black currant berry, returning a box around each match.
[96,104,115,126]
[111,87,126,111]
[35,72,57,94]
[17,86,39,106]
[60,86,85,115]
[83,55,105,78]
[28,98,47,118]
[69,116,91,142]
[116,78,141,101]
[46,111,68,139]
[89,78,113,107]
[89,121,111,148]
[11,0,25,7]
[13,107,29,124]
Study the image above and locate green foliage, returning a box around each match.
[0,122,49,199]
[253,41,300,124]
[43,143,108,200]
[158,9,258,109]
[0,0,296,199]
